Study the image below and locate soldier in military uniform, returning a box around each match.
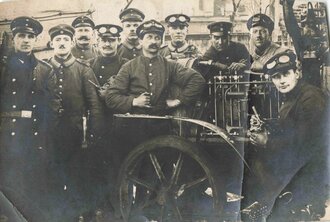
[200,21,250,79]
[71,16,98,63]
[159,13,200,59]
[0,16,58,221]
[242,51,328,221]
[247,13,290,72]
[89,24,129,213]
[117,8,145,60]
[47,24,103,219]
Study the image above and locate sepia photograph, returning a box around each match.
[0,0,329,221]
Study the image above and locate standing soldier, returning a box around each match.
[159,13,200,60]
[200,21,250,79]
[71,15,98,63]
[247,14,289,72]
[117,8,145,60]
[47,24,103,220]
[0,16,57,221]
[89,24,129,215]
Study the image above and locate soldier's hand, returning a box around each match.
[250,114,263,129]
[133,92,152,108]
[212,62,228,71]
[249,129,268,147]
[166,99,181,108]
[98,87,107,99]
[228,62,246,72]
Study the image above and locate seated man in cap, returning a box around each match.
[71,15,98,63]
[247,13,290,72]
[242,51,328,221]
[200,21,250,79]
[0,16,58,221]
[159,13,200,60]
[47,24,103,220]
[117,8,145,60]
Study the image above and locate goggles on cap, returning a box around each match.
[98,27,119,35]
[266,54,291,70]
[168,15,188,23]
[143,21,163,29]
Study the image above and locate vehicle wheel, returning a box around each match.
[118,135,225,222]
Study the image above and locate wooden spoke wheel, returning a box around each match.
[118,135,225,222]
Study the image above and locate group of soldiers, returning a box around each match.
[0,0,329,221]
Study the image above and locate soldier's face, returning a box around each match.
[51,35,74,57]
[168,25,188,43]
[122,21,141,41]
[272,69,299,94]
[98,36,118,57]
[250,26,271,48]
[74,26,94,46]
[141,33,162,54]
[210,34,229,51]
[13,32,37,54]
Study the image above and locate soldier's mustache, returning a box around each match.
[149,44,159,49]
[59,45,66,49]
[78,36,90,41]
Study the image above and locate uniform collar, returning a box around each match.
[122,40,142,50]
[141,54,161,63]
[168,41,189,53]
[51,53,76,68]
[10,52,38,69]
[99,54,119,64]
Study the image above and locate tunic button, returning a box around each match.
[149,63,152,66]
[59,91,63,95]
[101,66,105,69]
[150,93,153,96]
[12,118,16,122]
[133,54,136,57]
[11,132,15,136]
[60,72,63,74]
[33,78,36,81]
[31,91,35,94]
[38,147,43,150]
[80,56,84,59]
[59,79,63,82]
[149,83,152,86]
[12,91,16,95]
[12,105,16,109]
[82,49,85,52]
[99,76,103,79]
[33,119,37,122]
[12,78,16,82]
[32,105,36,108]
[34,132,38,136]
[59,85,63,88]
[149,73,152,76]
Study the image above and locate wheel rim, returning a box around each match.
[119,136,222,222]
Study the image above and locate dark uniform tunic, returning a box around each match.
[117,41,142,60]
[0,52,57,221]
[242,81,328,220]
[71,44,99,64]
[48,54,103,218]
[201,41,250,79]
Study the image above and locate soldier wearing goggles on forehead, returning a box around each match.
[117,8,145,60]
[71,16,98,63]
[159,14,200,60]
[199,21,250,78]
[247,13,290,72]
[242,51,328,221]
[0,16,58,221]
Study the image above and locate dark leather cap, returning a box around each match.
[165,14,190,27]
[10,16,43,36]
[72,16,95,28]
[119,8,145,22]
[49,24,75,40]
[136,19,165,39]
[247,13,274,33]
[95,24,122,37]
[207,21,232,36]
[263,51,297,76]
